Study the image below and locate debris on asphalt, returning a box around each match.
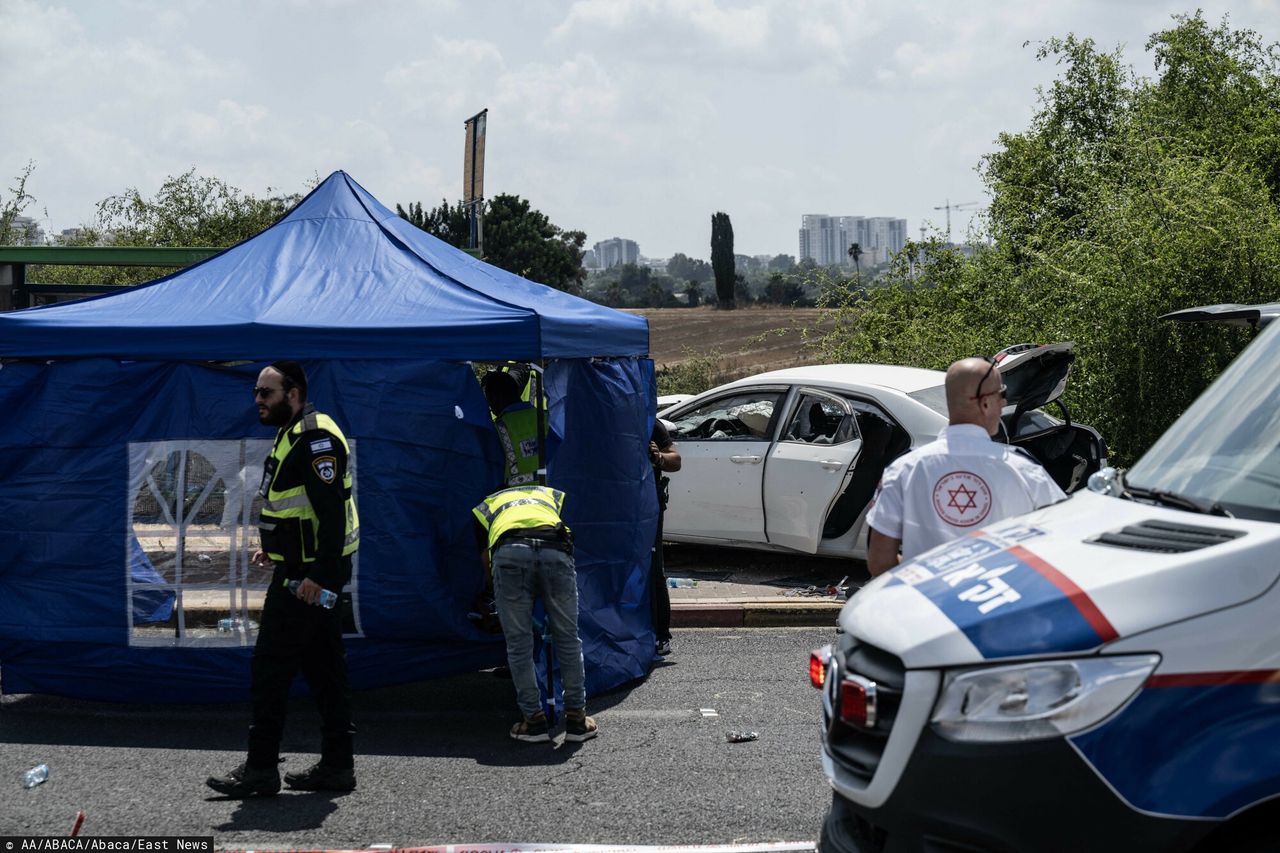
[726,730,760,743]
[784,578,847,599]
[22,763,49,788]
[667,578,699,588]
[71,811,85,837]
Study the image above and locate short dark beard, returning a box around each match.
[258,397,294,427]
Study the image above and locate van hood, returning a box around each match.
[841,490,1280,668]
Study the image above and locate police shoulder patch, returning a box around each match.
[313,455,338,484]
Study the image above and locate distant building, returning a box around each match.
[56,228,90,245]
[593,237,640,269]
[582,248,600,270]
[799,214,908,267]
[641,256,668,272]
[7,215,45,246]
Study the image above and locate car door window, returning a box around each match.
[669,391,785,441]
[781,393,857,445]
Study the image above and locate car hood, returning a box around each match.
[840,490,1280,668]
[994,341,1075,412]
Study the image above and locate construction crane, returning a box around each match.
[933,199,980,239]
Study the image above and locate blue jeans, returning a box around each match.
[491,541,586,717]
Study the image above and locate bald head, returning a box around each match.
[945,357,1004,435]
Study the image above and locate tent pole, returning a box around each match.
[531,360,556,725]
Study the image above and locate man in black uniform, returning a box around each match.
[649,419,681,656]
[207,361,360,798]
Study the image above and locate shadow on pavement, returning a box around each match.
[0,669,641,765]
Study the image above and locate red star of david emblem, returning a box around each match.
[946,483,979,515]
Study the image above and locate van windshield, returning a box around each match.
[1127,323,1280,522]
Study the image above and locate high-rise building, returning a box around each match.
[593,237,640,269]
[7,215,45,246]
[799,214,908,267]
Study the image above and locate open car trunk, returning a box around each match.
[995,342,1106,493]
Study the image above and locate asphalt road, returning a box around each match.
[0,626,839,849]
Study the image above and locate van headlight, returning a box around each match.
[931,655,1159,742]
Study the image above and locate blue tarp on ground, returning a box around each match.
[0,171,658,704]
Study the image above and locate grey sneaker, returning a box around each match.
[564,709,598,742]
[284,762,356,791]
[510,712,551,743]
[656,639,672,656]
[205,762,280,798]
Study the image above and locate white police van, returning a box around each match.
[814,302,1280,852]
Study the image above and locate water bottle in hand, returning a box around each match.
[284,579,338,609]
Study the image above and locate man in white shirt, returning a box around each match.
[866,357,1066,575]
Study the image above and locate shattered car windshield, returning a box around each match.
[669,392,783,440]
[1127,323,1280,522]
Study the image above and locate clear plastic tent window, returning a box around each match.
[126,439,363,646]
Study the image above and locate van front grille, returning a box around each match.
[823,638,906,784]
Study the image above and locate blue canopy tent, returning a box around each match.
[0,171,659,704]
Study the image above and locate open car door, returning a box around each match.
[764,390,863,552]
[663,388,786,543]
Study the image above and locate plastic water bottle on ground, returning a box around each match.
[667,578,698,589]
[284,579,338,609]
[22,764,48,788]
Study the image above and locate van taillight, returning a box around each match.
[809,647,831,688]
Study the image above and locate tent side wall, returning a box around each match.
[0,357,657,703]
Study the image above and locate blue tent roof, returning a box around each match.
[0,171,648,361]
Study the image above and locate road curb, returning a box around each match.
[671,600,842,628]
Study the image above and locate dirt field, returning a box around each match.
[626,306,835,380]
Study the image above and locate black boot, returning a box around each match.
[284,762,356,791]
[206,762,280,798]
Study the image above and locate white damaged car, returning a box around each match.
[660,343,1105,560]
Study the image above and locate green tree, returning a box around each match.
[399,193,586,295]
[683,280,702,307]
[395,199,469,246]
[768,254,796,273]
[761,272,806,306]
[847,242,863,275]
[815,13,1280,464]
[97,169,300,248]
[666,252,712,282]
[31,169,306,287]
[0,162,36,245]
[710,211,735,309]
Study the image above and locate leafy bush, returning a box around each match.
[814,14,1280,465]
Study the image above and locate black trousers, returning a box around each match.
[247,579,354,770]
[649,505,671,643]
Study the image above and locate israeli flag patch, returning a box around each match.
[310,438,333,453]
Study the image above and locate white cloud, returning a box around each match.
[4,0,1280,259]
[383,36,506,116]
[493,56,620,135]
[556,0,770,51]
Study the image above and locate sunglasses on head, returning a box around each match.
[971,358,1007,401]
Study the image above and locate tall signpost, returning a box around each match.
[463,108,487,254]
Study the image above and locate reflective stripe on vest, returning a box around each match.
[472,486,567,550]
[260,410,360,562]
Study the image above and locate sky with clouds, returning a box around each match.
[2,0,1277,259]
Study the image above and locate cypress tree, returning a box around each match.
[710,211,735,309]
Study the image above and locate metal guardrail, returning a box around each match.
[0,245,222,310]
